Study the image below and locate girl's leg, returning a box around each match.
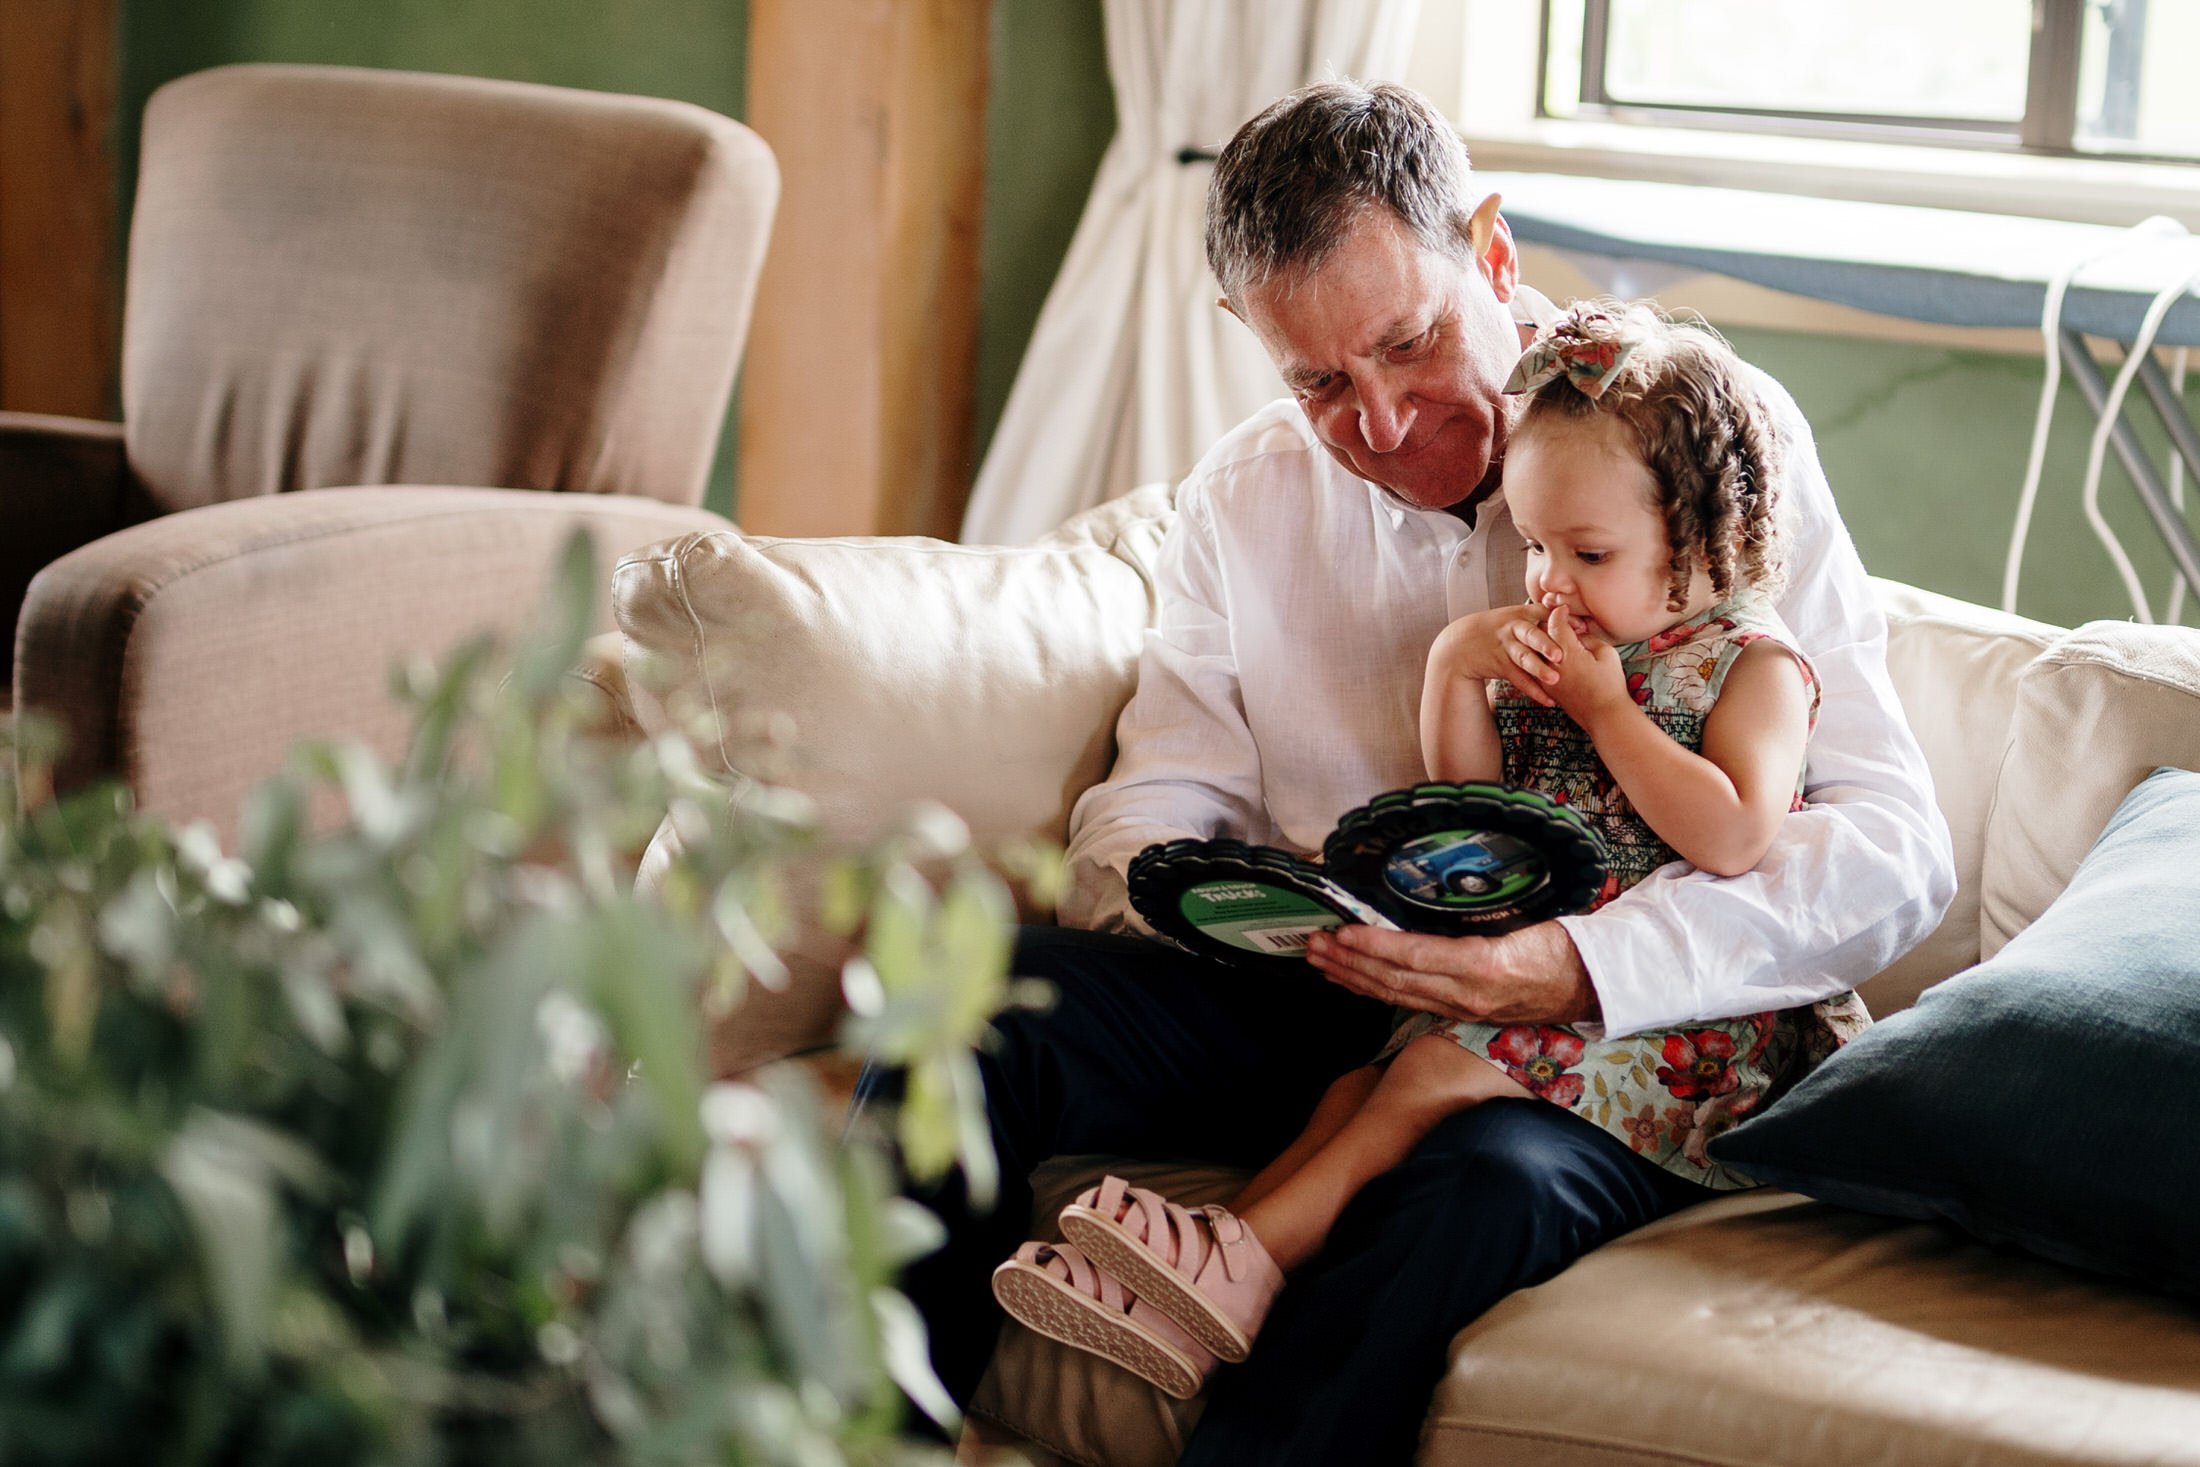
[1231,1063,1383,1213]
[1237,1034,1529,1271]
[872,926,1394,1407]
[1181,1101,1708,1467]
[1043,1036,1530,1371]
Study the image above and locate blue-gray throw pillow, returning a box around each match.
[1711,765,2200,1297]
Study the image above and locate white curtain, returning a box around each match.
[959,0,1424,545]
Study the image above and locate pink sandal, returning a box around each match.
[1057,1176,1283,1363]
[990,1239,1217,1400]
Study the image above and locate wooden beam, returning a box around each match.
[741,0,990,539]
[0,0,120,418]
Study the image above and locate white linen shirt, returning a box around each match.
[1060,346,1956,1041]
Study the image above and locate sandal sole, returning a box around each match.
[1059,1206,1254,1363]
[990,1258,1207,1400]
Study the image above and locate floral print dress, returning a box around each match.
[1384,589,1871,1190]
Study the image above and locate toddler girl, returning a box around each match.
[990,300,1868,1400]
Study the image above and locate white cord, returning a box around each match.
[2006,252,2102,614]
[2168,346,2190,626]
[2077,260,2200,625]
[2005,216,2190,616]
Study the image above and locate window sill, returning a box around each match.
[1460,119,2200,234]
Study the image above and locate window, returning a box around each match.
[1541,0,2200,164]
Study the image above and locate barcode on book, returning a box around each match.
[1245,927,1319,953]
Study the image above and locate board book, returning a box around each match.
[1126,782,1607,969]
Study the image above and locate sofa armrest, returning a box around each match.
[15,485,731,841]
[2,413,137,683]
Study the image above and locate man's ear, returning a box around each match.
[1465,192,1519,303]
[1465,192,1503,258]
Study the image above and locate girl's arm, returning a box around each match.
[1537,617,1811,876]
[1420,627,1505,783]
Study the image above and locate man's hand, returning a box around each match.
[1426,604,1566,709]
[1303,921,1601,1027]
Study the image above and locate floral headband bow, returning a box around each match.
[1502,310,1643,401]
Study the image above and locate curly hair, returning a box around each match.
[1512,300,1785,612]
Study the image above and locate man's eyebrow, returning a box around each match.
[1280,315,1431,388]
[1377,313,1428,345]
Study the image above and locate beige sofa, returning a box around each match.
[606,485,2200,1466]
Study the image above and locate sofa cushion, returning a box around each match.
[614,512,1162,848]
[978,1163,2200,1467]
[614,492,1176,1073]
[1712,766,2200,1300]
[1863,579,2060,1013]
[1426,1188,2200,1466]
[1980,621,2200,958]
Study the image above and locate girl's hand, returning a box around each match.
[1541,610,1632,729]
[1427,604,1564,708]
[1538,591,1595,640]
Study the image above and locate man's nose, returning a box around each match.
[1355,382,1414,454]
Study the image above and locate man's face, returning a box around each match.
[1236,203,1523,513]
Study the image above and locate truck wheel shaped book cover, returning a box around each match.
[1127,783,1608,968]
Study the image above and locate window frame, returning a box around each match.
[1543,0,2184,167]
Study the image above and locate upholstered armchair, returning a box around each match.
[4,64,776,838]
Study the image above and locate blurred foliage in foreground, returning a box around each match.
[0,536,1048,1465]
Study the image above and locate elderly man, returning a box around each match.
[881,81,1953,1464]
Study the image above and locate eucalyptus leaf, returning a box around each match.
[160,1113,285,1373]
[0,529,1028,1462]
[945,1050,999,1211]
[874,1197,947,1268]
[40,917,98,1066]
[819,860,870,937]
[937,872,1013,1033]
[698,1146,759,1286]
[894,1065,958,1187]
[401,633,498,785]
[713,877,791,992]
[893,803,971,862]
[509,531,599,701]
[96,869,175,980]
[175,822,251,907]
[236,773,305,880]
[279,965,349,1056]
[328,744,411,849]
[870,1289,959,1432]
[865,867,934,995]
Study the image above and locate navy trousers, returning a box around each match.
[861,926,1707,1466]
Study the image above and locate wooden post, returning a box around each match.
[741,0,990,539]
[0,0,120,418]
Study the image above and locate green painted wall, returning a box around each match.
[1725,327,2200,629]
[116,0,751,516]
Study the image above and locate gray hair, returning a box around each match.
[1204,80,1481,306]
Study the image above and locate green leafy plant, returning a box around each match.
[0,537,1040,1465]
